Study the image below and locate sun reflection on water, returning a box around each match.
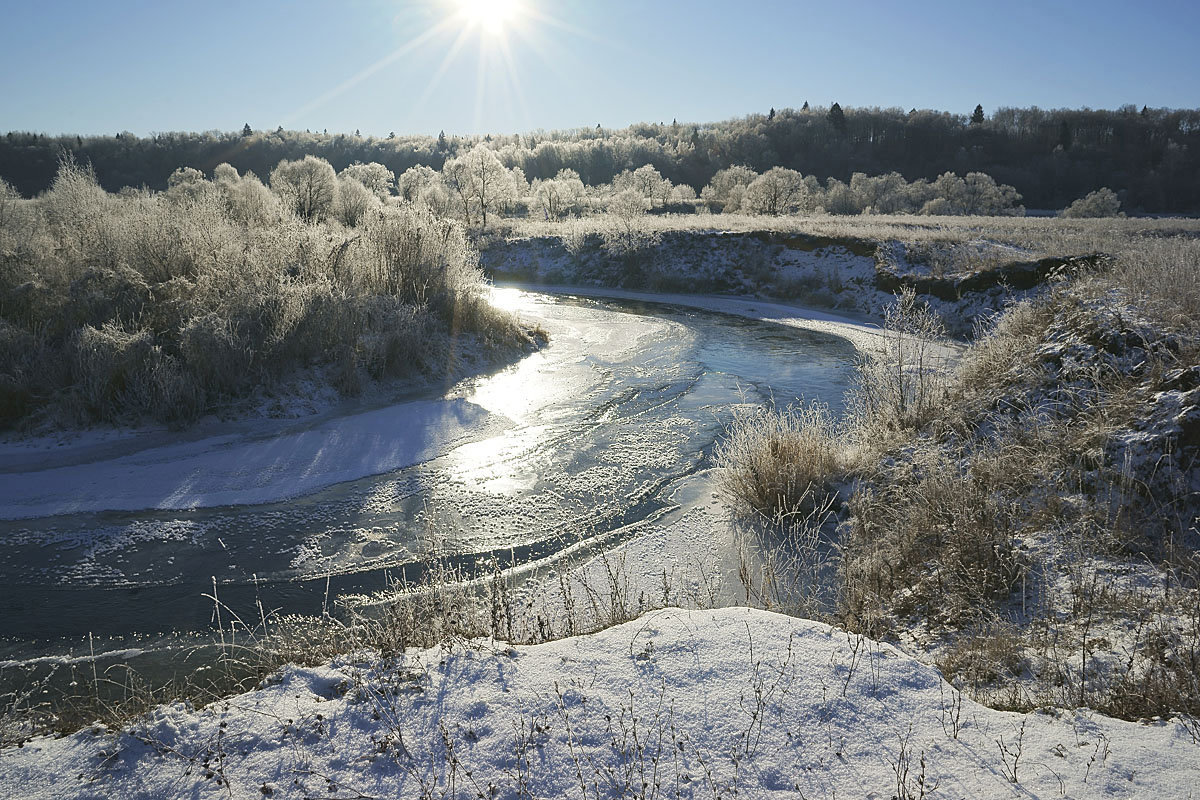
[445,287,558,493]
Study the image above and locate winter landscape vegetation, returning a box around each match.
[2,1,1199,797]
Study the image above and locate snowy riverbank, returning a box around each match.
[0,287,876,520]
[4,607,1196,799]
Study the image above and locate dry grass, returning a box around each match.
[0,159,538,428]
[498,209,1200,253]
[713,223,1199,722]
[714,402,850,524]
[840,442,1025,637]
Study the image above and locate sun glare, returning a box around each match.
[456,0,521,35]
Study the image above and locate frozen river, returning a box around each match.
[0,288,867,661]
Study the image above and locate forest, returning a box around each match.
[3,103,1199,213]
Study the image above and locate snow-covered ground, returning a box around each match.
[0,398,507,519]
[4,607,1196,799]
[502,282,891,354]
[481,231,1048,338]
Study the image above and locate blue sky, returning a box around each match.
[2,0,1196,137]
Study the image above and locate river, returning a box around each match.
[0,288,863,669]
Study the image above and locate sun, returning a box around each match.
[455,0,522,35]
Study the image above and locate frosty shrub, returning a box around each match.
[333,174,380,227]
[1060,187,1122,218]
[840,443,1023,635]
[852,288,951,430]
[0,158,535,428]
[339,161,395,201]
[715,402,847,522]
[270,155,338,222]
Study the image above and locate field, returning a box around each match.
[3,179,1199,797]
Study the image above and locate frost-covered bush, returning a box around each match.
[339,162,395,200]
[715,402,848,521]
[852,288,951,430]
[700,165,1023,217]
[743,168,809,215]
[333,175,380,227]
[1060,187,1122,218]
[270,155,338,222]
[700,165,757,212]
[0,158,534,428]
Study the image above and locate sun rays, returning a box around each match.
[282,0,603,134]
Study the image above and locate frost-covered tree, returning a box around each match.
[916,172,969,215]
[673,184,697,202]
[609,188,647,231]
[534,169,585,219]
[397,165,438,203]
[221,170,284,226]
[340,162,394,200]
[701,165,758,212]
[850,172,910,214]
[167,167,206,190]
[631,164,669,206]
[417,181,452,218]
[822,178,859,215]
[441,144,516,228]
[1060,187,1122,218]
[40,157,109,255]
[270,155,338,222]
[743,167,807,215]
[333,175,380,227]
[212,163,239,185]
[962,171,1023,215]
[917,171,1022,216]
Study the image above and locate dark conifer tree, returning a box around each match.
[242,123,252,136]
[827,102,846,132]
[970,104,985,125]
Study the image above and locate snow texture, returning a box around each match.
[3,608,1196,798]
[0,398,505,519]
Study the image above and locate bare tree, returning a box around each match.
[744,167,807,215]
[340,162,395,200]
[270,155,338,222]
[441,144,516,228]
[397,165,438,203]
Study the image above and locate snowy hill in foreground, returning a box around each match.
[3,607,1197,799]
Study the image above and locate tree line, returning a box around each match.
[2,103,1198,212]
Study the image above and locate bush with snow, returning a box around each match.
[1060,187,1122,218]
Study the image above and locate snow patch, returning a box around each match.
[3,608,1196,799]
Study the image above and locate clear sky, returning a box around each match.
[2,0,1197,137]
